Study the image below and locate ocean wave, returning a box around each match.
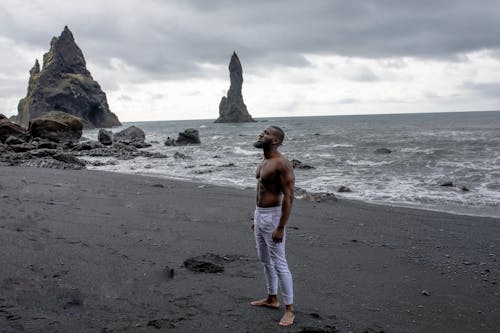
[233,146,260,156]
[83,112,500,218]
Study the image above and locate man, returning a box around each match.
[251,126,295,327]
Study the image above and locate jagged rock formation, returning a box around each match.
[17,26,121,129]
[215,52,255,123]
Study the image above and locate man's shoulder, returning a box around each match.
[276,155,293,170]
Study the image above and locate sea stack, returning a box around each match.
[215,52,255,123]
[17,26,121,129]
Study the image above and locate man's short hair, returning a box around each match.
[269,126,285,145]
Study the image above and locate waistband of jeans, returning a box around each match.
[255,205,281,213]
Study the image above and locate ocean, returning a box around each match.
[83,111,500,219]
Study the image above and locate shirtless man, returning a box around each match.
[251,126,295,327]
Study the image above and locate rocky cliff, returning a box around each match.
[17,26,121,129]
[215,52,255,123]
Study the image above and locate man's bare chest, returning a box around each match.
[257,161,279,184]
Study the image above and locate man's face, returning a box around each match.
[253,127,276,148]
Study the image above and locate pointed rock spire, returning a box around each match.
[17,26,121,129]
[30,59,40,76]
[215,52,255,123]
[41,25,88,75]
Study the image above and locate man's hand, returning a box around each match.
[272,227,284,243]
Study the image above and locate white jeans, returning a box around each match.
[253,206,294,305]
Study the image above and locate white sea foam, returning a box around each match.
[233,146,260,156]
[84,112,500,218]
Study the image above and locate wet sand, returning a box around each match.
[0,166,499,332]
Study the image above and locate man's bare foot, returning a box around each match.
[279,310,295,327]
[250,298,280,309]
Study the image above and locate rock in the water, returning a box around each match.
[173,151,191,159]
[0,117,28,143]
[215,52,255,123]
[29,111,83,143]
[98,128,113,146]
[295,186,337,202]
[374,148,392,154]
[164,137,176,146]
[17,26,121,129]
[113,126,145,144]
[175,128,200,145]
[337,186,352,193]
[292,159,315,169]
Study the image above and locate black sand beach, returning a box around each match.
[0,166,499,332]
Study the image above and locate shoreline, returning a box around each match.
[92,168,500,220]
[1,165,499,332]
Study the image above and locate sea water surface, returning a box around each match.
[84,111,500,218]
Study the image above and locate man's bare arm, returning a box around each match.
[272,159,295,242]
[278,159,295,228]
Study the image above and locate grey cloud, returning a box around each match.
[1,0,500,81]
[462,81,500,99]
[346,66,379,82]
[152,93,165,100]
[337,98,358,104]
[118,95,133,101]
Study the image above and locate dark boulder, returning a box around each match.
[295,187,337,202]
[112,126,145,144]
[164,137,176,146]
[374,148,392,154]
[10,143,36,153]
[5,136,25,145]
[0,117,28,143]
[29,111,83,143]
[29,149,58,158]
[53,153,86,167]
[291,159,315,169]
[337,186,352,193]
[173,151,191,159]
[184,254,227,273]
[98,129,113,145]
[74,141,103,151]
[36,141,58,149]
[215,52,255,123]
[16,26,121,129]
[175,128,200,145]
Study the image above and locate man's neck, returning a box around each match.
[263,147,279,159]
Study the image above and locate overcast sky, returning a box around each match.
[1,0,500,121]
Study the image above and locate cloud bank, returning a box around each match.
[1,0,499,120]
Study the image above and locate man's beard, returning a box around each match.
[253,140,265,148]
